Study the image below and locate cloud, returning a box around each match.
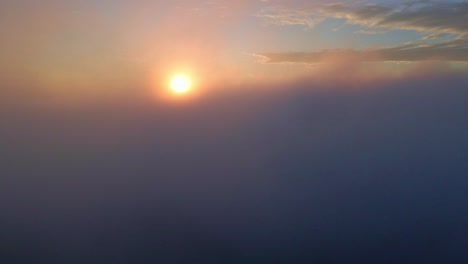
[1,1,467,262]
[258,1,468,35]
[255,1,468,64]
[323,1,468,35]
[421,32,451,40]
[1,68,467,262]
[256,36,468,63]
[257,6,324,27]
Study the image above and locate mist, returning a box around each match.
[1,64,467,263]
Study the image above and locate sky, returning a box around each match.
[2,0,467,92]
[1,0,467,263]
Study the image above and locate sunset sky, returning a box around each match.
[1,1,467,263]
[2,0,467,94]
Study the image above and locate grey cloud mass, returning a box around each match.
[1,71,467,262]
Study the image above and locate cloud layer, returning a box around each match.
[257,37,468,63]
[323,1,468,35]
[257,1,468,63]
[259,1,468,34]
[1,68,467,262]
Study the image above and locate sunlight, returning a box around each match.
[170,75,192,94]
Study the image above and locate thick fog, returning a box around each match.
[1,69,467,263]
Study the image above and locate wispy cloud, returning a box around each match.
[324,1,468,35]
[256,37,468,63]
[256,1,468,63]
[257,1,468,35]
[257,6,324,27]
[421,33,452,40]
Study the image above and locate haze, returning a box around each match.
[1,1,467,263]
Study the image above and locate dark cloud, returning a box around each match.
[1,70,467,262]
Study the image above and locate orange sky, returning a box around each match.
[1,0,466,102]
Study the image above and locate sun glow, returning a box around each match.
[170,75,192,94]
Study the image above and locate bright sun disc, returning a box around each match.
[170,75,191,94]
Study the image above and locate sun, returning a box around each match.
[170,74,192,94]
